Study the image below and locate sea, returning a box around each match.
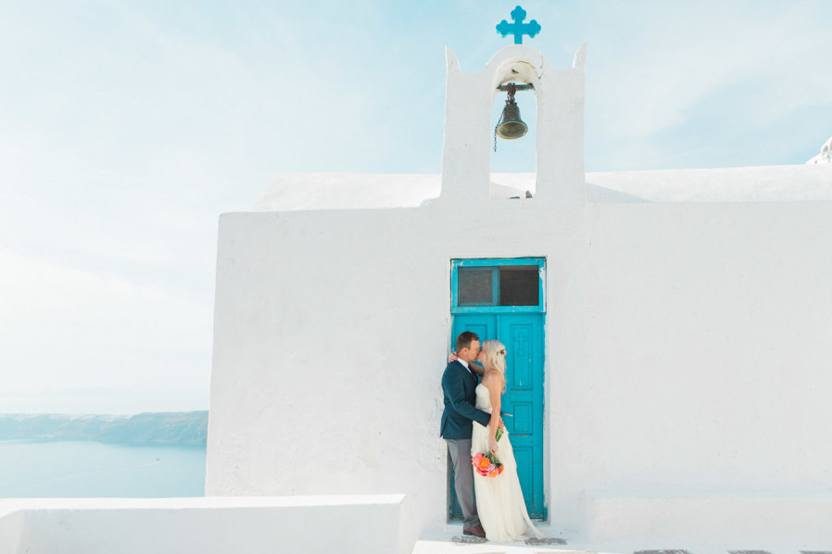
[0,440,206,498]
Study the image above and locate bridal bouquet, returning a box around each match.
[472,451,504,477]
[472,426,506,478]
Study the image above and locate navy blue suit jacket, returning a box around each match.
[440,361,492,439]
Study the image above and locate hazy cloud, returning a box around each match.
[0,1,830,412]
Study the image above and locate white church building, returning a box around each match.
[3,39,832,554]
[204,40,832,553]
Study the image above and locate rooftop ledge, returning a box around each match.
[253,164,832,210]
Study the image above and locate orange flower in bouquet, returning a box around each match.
[471,425,506,477]
[472,451,504,478]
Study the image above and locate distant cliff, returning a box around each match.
[0,412,208,447]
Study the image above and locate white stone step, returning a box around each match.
[413,542,832,554]
[413,539,606,554]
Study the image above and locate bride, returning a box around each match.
[458,340,543,542]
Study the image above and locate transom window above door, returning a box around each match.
[451,258,545,313]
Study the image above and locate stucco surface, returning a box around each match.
[0,496,403,554]
[207,199,832,547]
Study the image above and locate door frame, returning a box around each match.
[447,256,548,521]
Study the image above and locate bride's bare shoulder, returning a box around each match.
[482,369,503,386]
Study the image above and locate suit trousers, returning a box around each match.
[445,438,480,528]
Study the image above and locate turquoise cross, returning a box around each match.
[496,6,541,44]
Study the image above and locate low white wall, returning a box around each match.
[0,510,22,553]
[207,199,832,547]
[0,495,403,554]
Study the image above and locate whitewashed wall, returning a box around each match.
[0,496,402,554]
[207,43,832,550]
[207,200,832,550]
[557,202,832,545]
[207,201,585,552]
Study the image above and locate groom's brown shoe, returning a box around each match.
[462,523,486,539]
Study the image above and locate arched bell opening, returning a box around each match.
[489,59,540,201]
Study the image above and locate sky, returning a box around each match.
[1,1,831,414]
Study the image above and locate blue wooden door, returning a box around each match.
[498,313,545,518]
[448,258,546,520]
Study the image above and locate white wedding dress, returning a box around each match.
[471,383,543,542]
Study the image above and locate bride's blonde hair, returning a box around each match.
[480,340,507,375]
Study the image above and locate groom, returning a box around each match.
[440,331,493,539]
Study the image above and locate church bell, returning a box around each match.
[494,83,530,146]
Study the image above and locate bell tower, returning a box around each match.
[437,12,587,206]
